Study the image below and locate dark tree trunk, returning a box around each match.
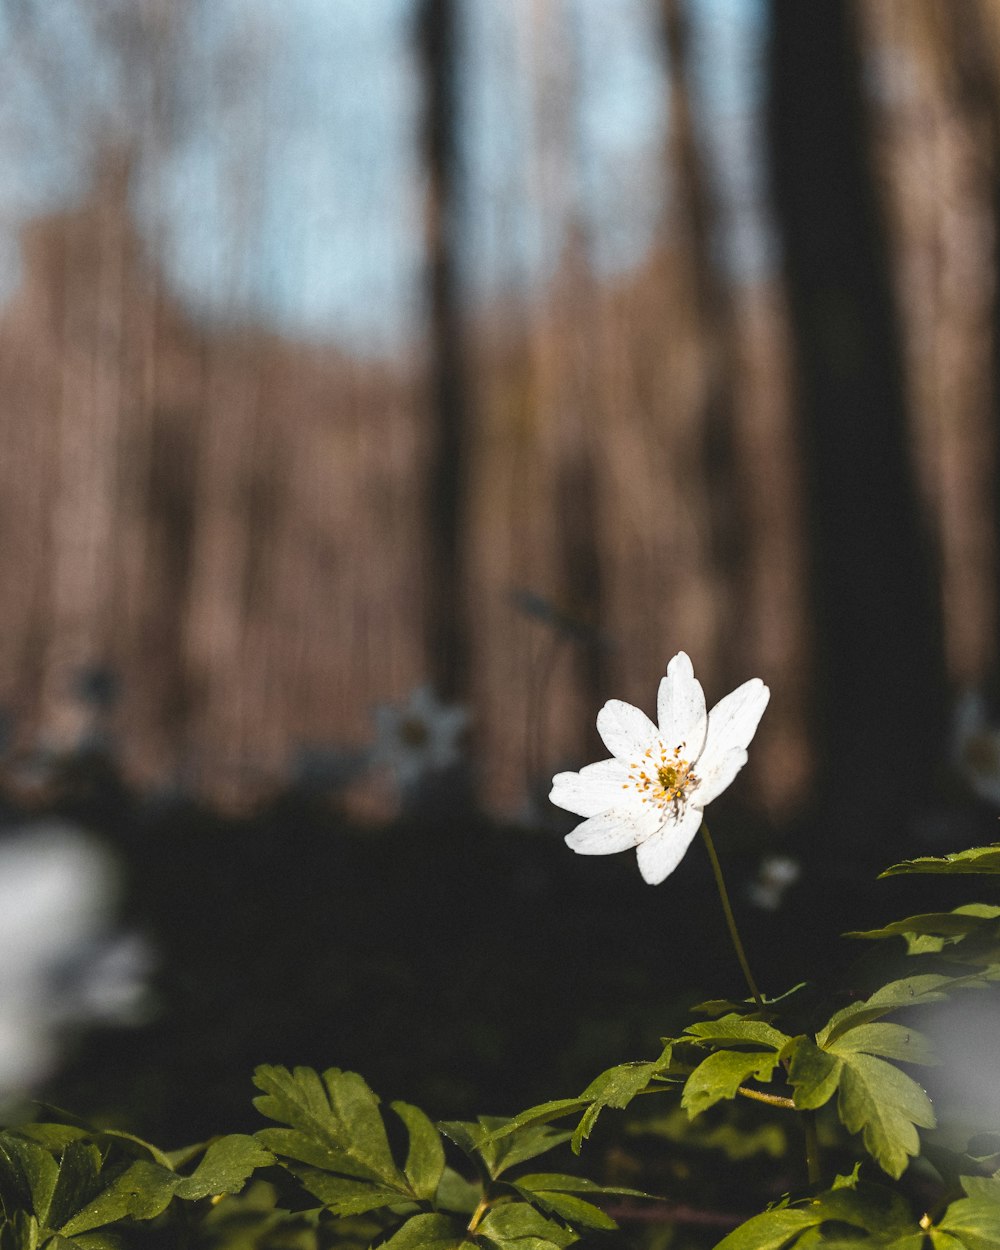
[661,0,747,689]
[416,0,469,702]
[945,1,1000,689]
[766,0,946,847]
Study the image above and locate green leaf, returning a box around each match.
[711,1207,818,1250]
[937,1176,1000,1250]
[512,1174,655,1232]
[847,907,1000,942]
[57,1161,179,1235]
[281,1168,413,1217]
[880,845,1000,876]
[439,1120,572,1182]
[253,1065,408,1188]
[817,976,957,1047]
[391,1102,445,1201]
[435,1167,481,1217]
[516,1190,615,1231]
[684,1016,792,1050]
[477,1102,589,1145]
[380,1212,472,1249]
[0,1136,59,1224]
[786,1037,842,1110]
[511,1174,650,1198]
[476,1201,577,1248]
[834,1053,935,1178]
[805,1182,915,1239]
[571,1052,672,1153]
[95,1131,175,1170]
[46,1143,104,1232]
[830,1023,937,1066]
[681,1050,783,1119]
[13,1127,90,1154]
[172,1135,274,1200]
[0,1212,40,1250]
[713,1183,919,1249]
[929,1232,970,1249]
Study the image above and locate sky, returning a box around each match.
[0,0,769,356]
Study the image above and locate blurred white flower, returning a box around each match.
[746,854,800,911]
[0,821,151,1094]
[953,691,1000,807]
[550,652,770,885]
[372,686,469,793]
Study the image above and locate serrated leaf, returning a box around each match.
[712,1207,817,1250]
[570,1056,667,1154]
[477,1102,589,1146]
[880,845,1000,876]
[391,1102,445,1201]
[486,1122,574,1180]
[434,1167,481,1217]
[0,1136,59,1225]
[516,1189,615,1231]
[830,1023,936,1066]
[0,1212,40,1250]
[787,1037,842,1110]
[95,1131,174,1170]
[13,1128,90,1154]
[512,1174,650,1198]
[685,1015,791,1050]
[46,1142,104,1232]
[847,907,1000,942]
[172,1135,274,1200]
[58,1160,179,1235]
[937,1175,1000,1250]
[817,976,958,1047]
[477,1201,576,1248]
[681,1050,782,1119]
[835,1053,935,1178]
[806,1182,915,1239]
[282,1167,411,1216]
[438,1120,572,1182]
[253,1066,408,1189]
[380,1212,472,1249]
[929,1231,970,1249]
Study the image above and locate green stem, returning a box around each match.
[699,821,764,1008]
[735,1086,795,1109]
[467,1194,490,1235]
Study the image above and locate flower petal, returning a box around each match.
[657,652,708,757]
[550,758,629,817]
[596,699,658,759]
[634,807,704,884]
[699,678,769,777]
[694,747,748,807]
[565,806,661,856]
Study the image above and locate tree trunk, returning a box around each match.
[766,0,947,847]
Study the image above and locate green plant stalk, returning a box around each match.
[803,1111,822,1186]
[699,821,764,1009]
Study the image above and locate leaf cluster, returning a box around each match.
[3,844,1000,1249]
[252,1065,651,1248]
[0,1120,272,1247]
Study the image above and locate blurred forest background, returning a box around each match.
[3,0,1000,1200]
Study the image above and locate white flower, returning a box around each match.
[0,821,152,1095]
[373,685,469,793]
[550,652,770,885]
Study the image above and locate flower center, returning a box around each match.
[626,742,699,810]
